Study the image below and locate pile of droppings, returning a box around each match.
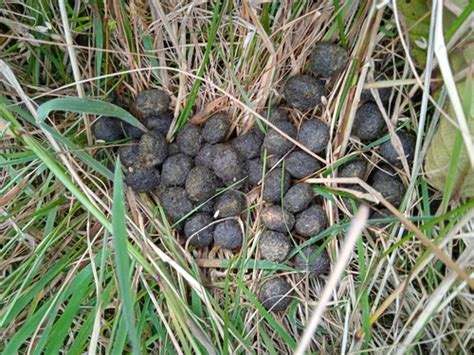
[92,42,416,313]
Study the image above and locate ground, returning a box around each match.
[1,1,473,354]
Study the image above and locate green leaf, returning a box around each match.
[37,98,143,129]
[425,79,474,198]
[397,0,431,66]
[112,161,141,355]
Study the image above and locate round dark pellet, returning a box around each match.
[138,131,169,167]
[294,205,327,237]
[184,212,214,247]
[245,158,264,186]
[259,231,291,262]
[185,166,219,202]
[144,110,173,136]
[370,168,405,207]
[213,220,243,250]
[177,123,203,157]
[262,120,296,157]
[260,106,289,123]
[258,278,292,312]
[283,74,325,111]
[308,42,348,78]
[352,103,385,142]
[135,89,171,117]
[125,167,160,193]
[92,117,124,142]
[122,122,145,139]
[232,128,263,160]
[379,130,416,167]
[213,190,246,218]
[285,150,322,179]
[212,144,244,186]
[338,159,367,180]
[283,184,314,213]
[194,143,216,169]
[202,113,230,144]
[118,141,140,168]
[160,187,194,223]
[260,205,295,233]
[294,246,330,275]
[298,119,330,154]
[262,168,291,203]
[161,154,194,187]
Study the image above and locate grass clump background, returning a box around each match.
[1,1,473,354]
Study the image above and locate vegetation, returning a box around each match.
[1,1,472,353]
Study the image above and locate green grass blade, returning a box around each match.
[37,98,143,129]
[2,299,54,354]
[112,161,140,355]
[44,277,93,353]
[236,278,297,351]
[174,0,222,131]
